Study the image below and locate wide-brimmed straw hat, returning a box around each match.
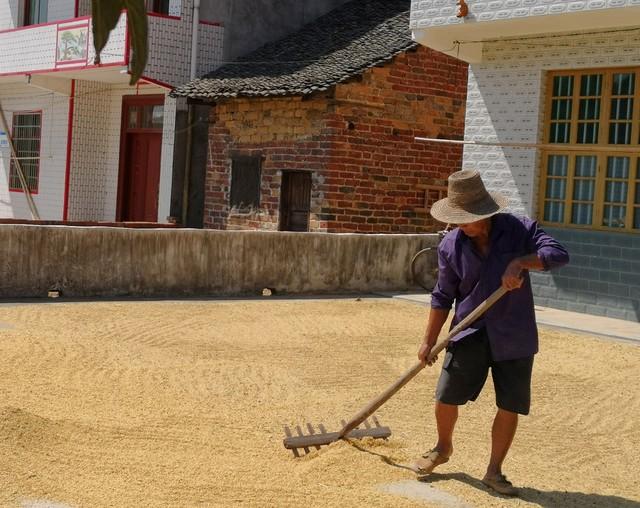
[430,170,508,224]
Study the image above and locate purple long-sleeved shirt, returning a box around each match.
[431,213,569,361]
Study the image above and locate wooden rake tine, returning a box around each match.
[306,423,322,451]
[283,426,300,458]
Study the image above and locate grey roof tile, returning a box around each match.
[171,0,415,100]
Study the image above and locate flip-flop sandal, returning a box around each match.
[409,448,450,475]
[481,474,519,496]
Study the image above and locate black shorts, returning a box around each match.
[435,328,534,415]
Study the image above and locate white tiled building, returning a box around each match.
[0,0,223,222]
[411,0,640,320]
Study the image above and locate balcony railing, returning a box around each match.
[0,12,128,77]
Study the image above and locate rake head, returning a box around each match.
[283,416,391,457]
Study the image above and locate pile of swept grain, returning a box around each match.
[0,298,638,507]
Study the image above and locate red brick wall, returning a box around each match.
[204,46,467,233]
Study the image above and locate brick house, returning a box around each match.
[172,0,468,233]
[410,0,640,321]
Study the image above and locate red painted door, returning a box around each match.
[123,132,161,221]
[118,95,164,222]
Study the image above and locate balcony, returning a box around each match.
[410,0,640,62]
[0,12,128,82]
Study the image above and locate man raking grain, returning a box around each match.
[414,170,569,496]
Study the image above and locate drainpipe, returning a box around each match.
[182,0,201,225]
[190,0,201,81]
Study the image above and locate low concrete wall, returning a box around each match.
[0,226,439,298]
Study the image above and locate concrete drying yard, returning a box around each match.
[0,297,638,507]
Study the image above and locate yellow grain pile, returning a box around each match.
[0,299,637,507]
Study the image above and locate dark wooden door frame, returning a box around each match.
[116,94,164,222]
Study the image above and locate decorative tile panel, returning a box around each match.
[0,13,127,76]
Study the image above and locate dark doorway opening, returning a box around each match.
[279,171,311,232]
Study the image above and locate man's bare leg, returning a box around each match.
[486,408,518,476]
[434,401,458,457]
[411,401,458,473]
[482,408,519,496]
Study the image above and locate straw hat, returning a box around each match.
[430,170,508,224]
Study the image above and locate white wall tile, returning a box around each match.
[410,0,640,28]
[462,30,640,217]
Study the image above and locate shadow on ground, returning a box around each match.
[422,472,640,508]
[347,443,640,508]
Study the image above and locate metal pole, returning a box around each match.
[415,136,639,153]
[0,100,41,219]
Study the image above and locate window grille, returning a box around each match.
[10,112,41,193]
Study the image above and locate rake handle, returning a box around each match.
[338,285,508,438]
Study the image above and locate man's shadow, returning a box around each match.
[346,441,640,507]
[421,472,640,507]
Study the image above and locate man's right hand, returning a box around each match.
[418,341,438,366]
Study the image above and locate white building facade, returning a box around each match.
[411,0,640,321]
[0,0,223,222]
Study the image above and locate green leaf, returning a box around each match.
[123,0,148,86]
[91,0,148,86]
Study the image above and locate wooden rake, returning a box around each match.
[283,286,508,457]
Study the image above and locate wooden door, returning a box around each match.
[117,95,164,222]
[280,171,311,231]
[123,133,161,221]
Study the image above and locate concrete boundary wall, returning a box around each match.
[0,226,439,298]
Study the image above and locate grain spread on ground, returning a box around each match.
[0,298,638,507]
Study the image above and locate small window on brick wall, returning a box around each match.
[230,155,261,210]
[10,112,41,193]
[415,184,447,214]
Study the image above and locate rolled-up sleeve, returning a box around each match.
[526,219,570,271]
[430,246,459,310]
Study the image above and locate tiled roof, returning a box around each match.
[171,0,415,100]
